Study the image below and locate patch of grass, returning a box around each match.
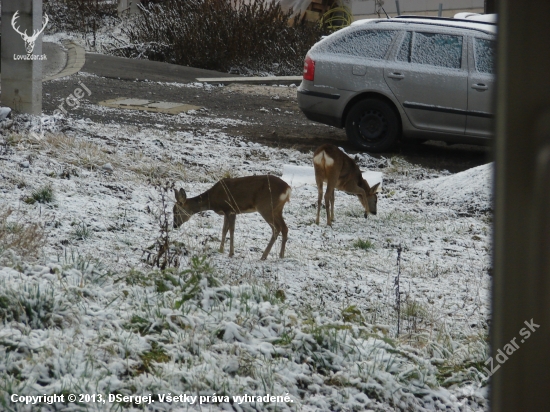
[29,185,55,204]
[403,299,428,320]
[274,289,286,302]
[126,315,153,336]
[0,209,45,257]
[72,222,92,240]
[138,342,171,374]
[342,305,363,323]
[0,284,71,329]
[174,256,218,309]
[378,210,419,225]
[354,239,374,251]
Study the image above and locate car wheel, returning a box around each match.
[345,99,401,152]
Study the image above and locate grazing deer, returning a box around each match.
[173,175,291,260]
[313,144,380,226]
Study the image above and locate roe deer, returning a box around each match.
[173,175,291,260]
[313,144,380,226]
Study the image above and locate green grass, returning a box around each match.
[26,185,55,204]
[354,239,375,251]
[72,222,92,240]
[138,342,171,374]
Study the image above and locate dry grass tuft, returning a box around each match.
[0,209,45,258]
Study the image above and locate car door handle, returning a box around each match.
[472,83,489,90]
[388,72,405,79]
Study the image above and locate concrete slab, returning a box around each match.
[98,97,202,114]
[116,98,151,106]
[146,101,186,109]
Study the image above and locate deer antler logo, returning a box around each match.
[11,11,49,55]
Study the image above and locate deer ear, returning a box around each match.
[370,183,381,194]
[174,188,187,203]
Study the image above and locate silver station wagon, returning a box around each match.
[297,16,496,152]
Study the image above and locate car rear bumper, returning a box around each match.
[297,84,345,128]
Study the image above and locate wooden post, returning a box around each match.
[485,0,497,14]
[491,0,550,410]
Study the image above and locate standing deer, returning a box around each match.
[173,175,291,260]
[313,144,380,226]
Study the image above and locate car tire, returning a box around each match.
[345,99,401,152]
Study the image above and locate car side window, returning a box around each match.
[474,38,495,74]
[397,31,463,69]
[397,31,412,62]
[321,30,396,60]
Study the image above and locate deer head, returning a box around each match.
[12,11,49,54]
[359,181,381,218]
[173,188,192,228]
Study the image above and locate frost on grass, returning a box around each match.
[0,113,491,410]
[0,254,487,411]
[415,163,493,215]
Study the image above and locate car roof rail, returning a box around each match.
[374,17,496,35]
[392,15,497,26]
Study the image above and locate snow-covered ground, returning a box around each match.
[0,98,492,411]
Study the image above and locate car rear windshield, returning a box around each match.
[397,31,463,69]
[319,30,396,60]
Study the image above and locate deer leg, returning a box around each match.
[278,216,288,259]
[324,187,334,226]
[316,181,323,225]
[331,189,335,222]
[261,223,280,261]
[220,215,230,253]
[258,208,283,260]
[228,213,237,257]
[325,171,339,226]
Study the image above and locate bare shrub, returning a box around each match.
[0,209,45,258]
[110,0,328,75]
[44,0,119,47]
[143,182,187,270]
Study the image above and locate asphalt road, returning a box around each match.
[40,43,491,173]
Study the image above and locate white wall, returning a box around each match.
[349,0,485,19]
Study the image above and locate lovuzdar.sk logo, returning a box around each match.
[12,10,49,61]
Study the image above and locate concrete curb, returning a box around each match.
[43,41,86,82]
[196,76,302,86]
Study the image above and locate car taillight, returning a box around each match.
[303,55,315,81]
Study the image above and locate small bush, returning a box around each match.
[113,0,328,75]
[72,221,92,240]
[30,185,55,204]
[143,182,187,270]
[354,239,374,251]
